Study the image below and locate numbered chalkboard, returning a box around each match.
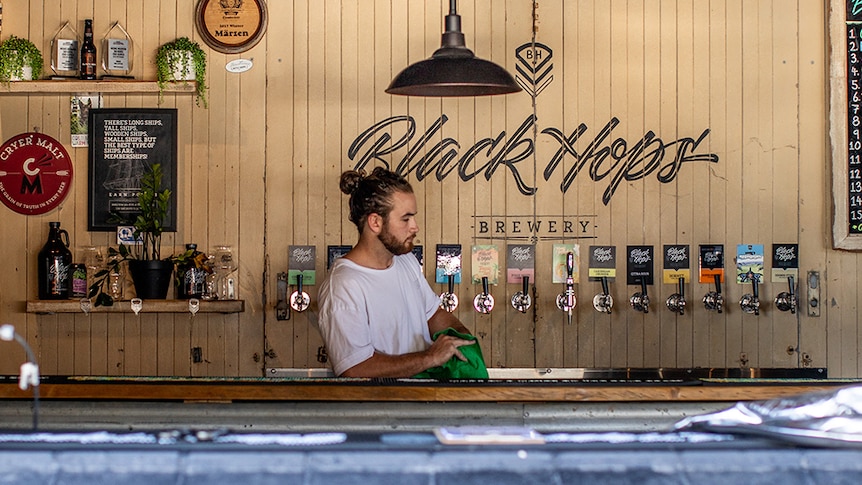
[87,108,177,232]
[830,2,862,248]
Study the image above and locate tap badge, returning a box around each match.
[0,132,73,215]
[515,42,554,97]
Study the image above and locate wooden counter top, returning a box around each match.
[0,376,855,403]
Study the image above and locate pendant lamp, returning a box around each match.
[386,0,521,97]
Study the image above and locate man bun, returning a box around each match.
[339,170,365,195]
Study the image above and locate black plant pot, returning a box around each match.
[128,259,174,299]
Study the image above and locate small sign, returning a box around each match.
[54,38,78,72]
[288,245,316,285]
[507,244,535,284]
[588,245,616,280]
[435,244,462,284]
[225,58,253,73]
[471,245,499,284]
[772,243,799,283]
[698,244,725,283]
[195,0,268,54]
[736,244,764,284]
[71,94,102,147]
[412,245,424,268]
[551,244,579,284]
[662,245,691,284]
[326,245,352,270]
[626,245,654,286]
[0,132,73,215]
[106,39,129,71]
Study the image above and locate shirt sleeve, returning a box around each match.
[317,270,375,376]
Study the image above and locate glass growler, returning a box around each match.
[38,222,73,299]
[176,243,207,299]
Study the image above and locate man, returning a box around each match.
[317,167,475,378]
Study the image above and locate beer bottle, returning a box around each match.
[80,19,96,79]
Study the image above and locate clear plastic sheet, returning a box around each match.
[674,385,862,447]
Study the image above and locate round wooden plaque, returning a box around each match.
[195,0,268,54]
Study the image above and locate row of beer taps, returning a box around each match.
[440,252,799,318]
[279,253,799,320]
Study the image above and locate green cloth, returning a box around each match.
[413,328,489,380]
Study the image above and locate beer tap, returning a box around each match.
[774,276,798,314]
[555,252,577,323]
[289,274,311,313]
[703,274,724,313]
[473,276,495,314]
[511,275,532,313]
[739,271,761,315]
[629,277,650,314]
[666,277,686,315]
[440,274,459,313]
[592,277,613,314]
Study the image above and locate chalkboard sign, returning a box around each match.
[830,3,862,249]
[87,108,177,232]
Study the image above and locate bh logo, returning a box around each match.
[514,42,554,97]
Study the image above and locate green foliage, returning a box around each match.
[0,35,44,82]
[155,37,208,107]
[88,164,172,306]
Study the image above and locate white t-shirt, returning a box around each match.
[317,253,441,376]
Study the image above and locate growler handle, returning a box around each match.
[58,229,70,248]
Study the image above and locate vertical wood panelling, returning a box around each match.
[0,1,857,378]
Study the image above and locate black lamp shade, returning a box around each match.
[386,2,521,97]
[386,55,520,97]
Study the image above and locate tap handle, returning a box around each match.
[482,276,490,295]
[297,274,304,294]
[713,274,722,294]
[566,252,574,277]
[522,275,530,295]
[678,277,685,298]
[787,275,795,297]
[752,275,759,299]
[640,277,648,296]
[448,274,455,294]
[601,277,609,295]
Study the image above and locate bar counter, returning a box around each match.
[0,367,849,403]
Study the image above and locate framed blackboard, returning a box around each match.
[87,108,178,232]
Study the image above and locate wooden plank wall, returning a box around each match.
[0,0,852,377]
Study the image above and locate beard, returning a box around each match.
[378,223,414,256]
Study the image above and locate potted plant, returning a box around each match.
[0,35,44,82]
[89,163,175,305]
[156,37,207,107]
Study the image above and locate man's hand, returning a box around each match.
[424,333,474,368]
[340,334,474,378]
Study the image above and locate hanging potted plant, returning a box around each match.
[0,35,44,82]
[89,163,175,304]
[156,37,208,107]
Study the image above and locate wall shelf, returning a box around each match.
[1,80,197,94]
[26,299,244,314]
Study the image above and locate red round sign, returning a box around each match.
[0,132,73,215]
